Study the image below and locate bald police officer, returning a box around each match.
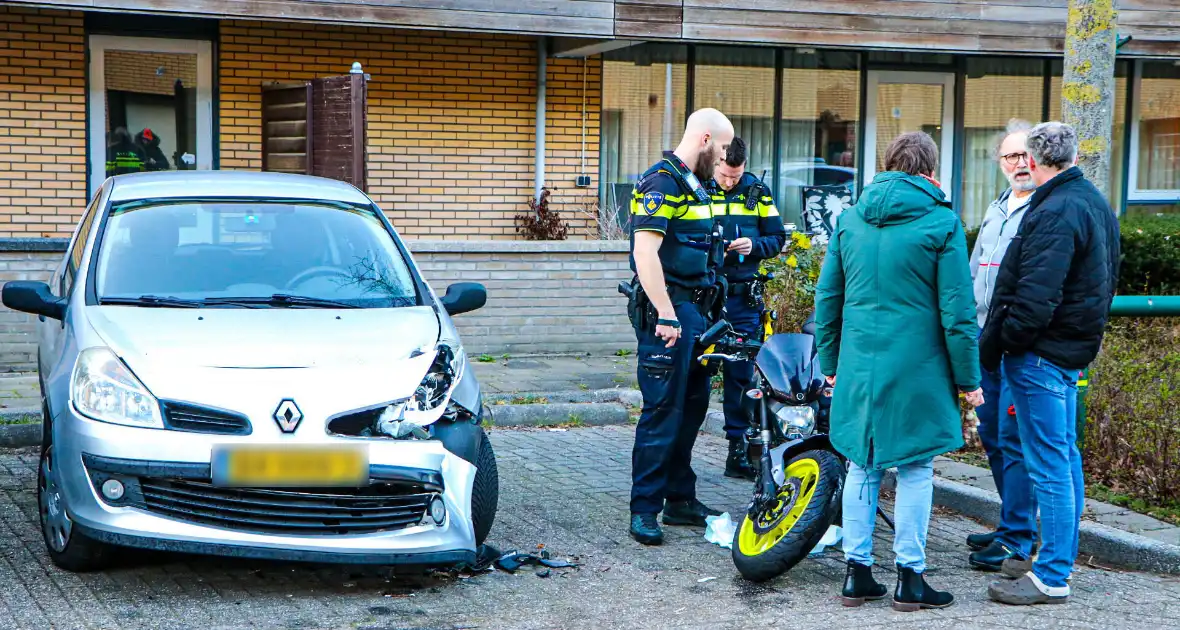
[626,108,735,545]
[710,137,786,480]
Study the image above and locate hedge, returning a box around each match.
[965,213,1180,297]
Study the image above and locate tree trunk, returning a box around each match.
[1062,0,1118,196]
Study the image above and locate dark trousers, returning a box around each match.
[720,292,763,440]
[630,300,711,515]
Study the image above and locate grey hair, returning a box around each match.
[1027,121,1078,170]
[993,118,1034,159]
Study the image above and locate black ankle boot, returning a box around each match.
[893,564,954,612]
[841,561,887,607]
[725,437,756,480]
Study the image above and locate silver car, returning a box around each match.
[2,171,497,572]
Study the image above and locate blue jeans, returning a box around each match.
[977,362,1038,555]
[843,459,934,572]
[721,292,762,439]
[1004,352,1083,588]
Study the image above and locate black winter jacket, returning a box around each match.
[979,167,1121,372]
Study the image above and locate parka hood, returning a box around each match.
[857,171,951,227]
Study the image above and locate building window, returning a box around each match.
[693,46,776,180]
[1050,60,1129,207]
[778,50,860,226]
[599,44,689,218]
[1130,60,1180,201]
[961,58,1045,228]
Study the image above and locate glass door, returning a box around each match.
[87,35,214,198]
[864,70,956,200]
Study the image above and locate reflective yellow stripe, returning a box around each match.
[631,198,677,219]
[675,204,713,221]
[726,202,759,216]
[632,191,686,203]
[759,202,780,218]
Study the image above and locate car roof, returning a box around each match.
[106,171,372,205]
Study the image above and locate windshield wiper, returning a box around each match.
[203,294,360,309]
[101,295,205,308]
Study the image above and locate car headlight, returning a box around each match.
[71,347,163,428]
[385,343,463,429]
[774,405,815,438]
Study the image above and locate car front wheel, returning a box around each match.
[39,444,113,572]
[470,429,499,545]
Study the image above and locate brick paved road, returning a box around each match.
[2,427,1178,630]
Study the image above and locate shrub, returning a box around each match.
[761,232,826,333]
[1118,214,1180,295]
[1084,317,1180,505]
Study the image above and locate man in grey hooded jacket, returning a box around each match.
[965,119,1039,573]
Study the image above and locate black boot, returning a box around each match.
[967,530,998,551]
[969,540,1028,572]
[630,513,663,545]
[841,561,888,607]
[893,564,954,612]
[725,437,756,480]
[662,498,722,527]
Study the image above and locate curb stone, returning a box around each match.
[0,422,40,448]
[882,469,1180,575]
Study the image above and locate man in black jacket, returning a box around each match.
[980,122,1121,606]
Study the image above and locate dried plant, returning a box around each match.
[515,188,568,241]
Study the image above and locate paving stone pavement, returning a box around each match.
[473,354,638,395]
[2,427,1179,630]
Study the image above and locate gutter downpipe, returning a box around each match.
[535,37,547,203]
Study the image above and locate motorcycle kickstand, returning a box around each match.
[876,506,896,532]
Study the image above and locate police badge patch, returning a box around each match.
[642,191,664,215]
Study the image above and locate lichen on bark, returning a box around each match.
[1062,0,1118,197]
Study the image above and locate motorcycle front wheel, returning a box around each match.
[731,449,843,582]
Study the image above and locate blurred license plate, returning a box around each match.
[211,444,369,487]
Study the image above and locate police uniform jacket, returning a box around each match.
[629,151,717,291]
[711,172,786,282]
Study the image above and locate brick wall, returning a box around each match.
[0,247,59,372]
[0,241,634,371]
[104,50,197,96]
[406,240,632,355]
[0,7,87,238]
[219,21,601,240]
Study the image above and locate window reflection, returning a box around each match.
[1135,61,1180,192]
[962,58,1045,228]
[600,44,689,228]
[104,50,199,177]
[779,50,860,226]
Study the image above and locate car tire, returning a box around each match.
[470,428,499,545]
[38,444,114,572]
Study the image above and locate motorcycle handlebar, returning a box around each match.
[698,319,733,347]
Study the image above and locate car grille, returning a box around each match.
[162,402,252,435]
[133,478,433,535]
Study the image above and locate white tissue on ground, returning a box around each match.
[704,513,737,549]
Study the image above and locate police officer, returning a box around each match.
[626,108,734,546]
[710,137,786,480]
[105,127,145,178]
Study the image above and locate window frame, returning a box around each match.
[1128,59,1180,203]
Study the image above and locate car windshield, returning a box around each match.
[95,200,419,308]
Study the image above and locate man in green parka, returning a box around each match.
[815,132,984,612]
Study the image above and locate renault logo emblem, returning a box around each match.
[274,399,303,433]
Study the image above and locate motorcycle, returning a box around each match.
[696,312,894,582]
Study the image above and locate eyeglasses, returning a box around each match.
[1001,152,1030,166]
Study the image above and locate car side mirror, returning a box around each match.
[440,282,486,316]
[2,281,66,321]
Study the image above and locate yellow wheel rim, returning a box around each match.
[737,458,821,556]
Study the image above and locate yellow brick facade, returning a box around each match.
[218,21,600,240]
[0,7,87,238]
